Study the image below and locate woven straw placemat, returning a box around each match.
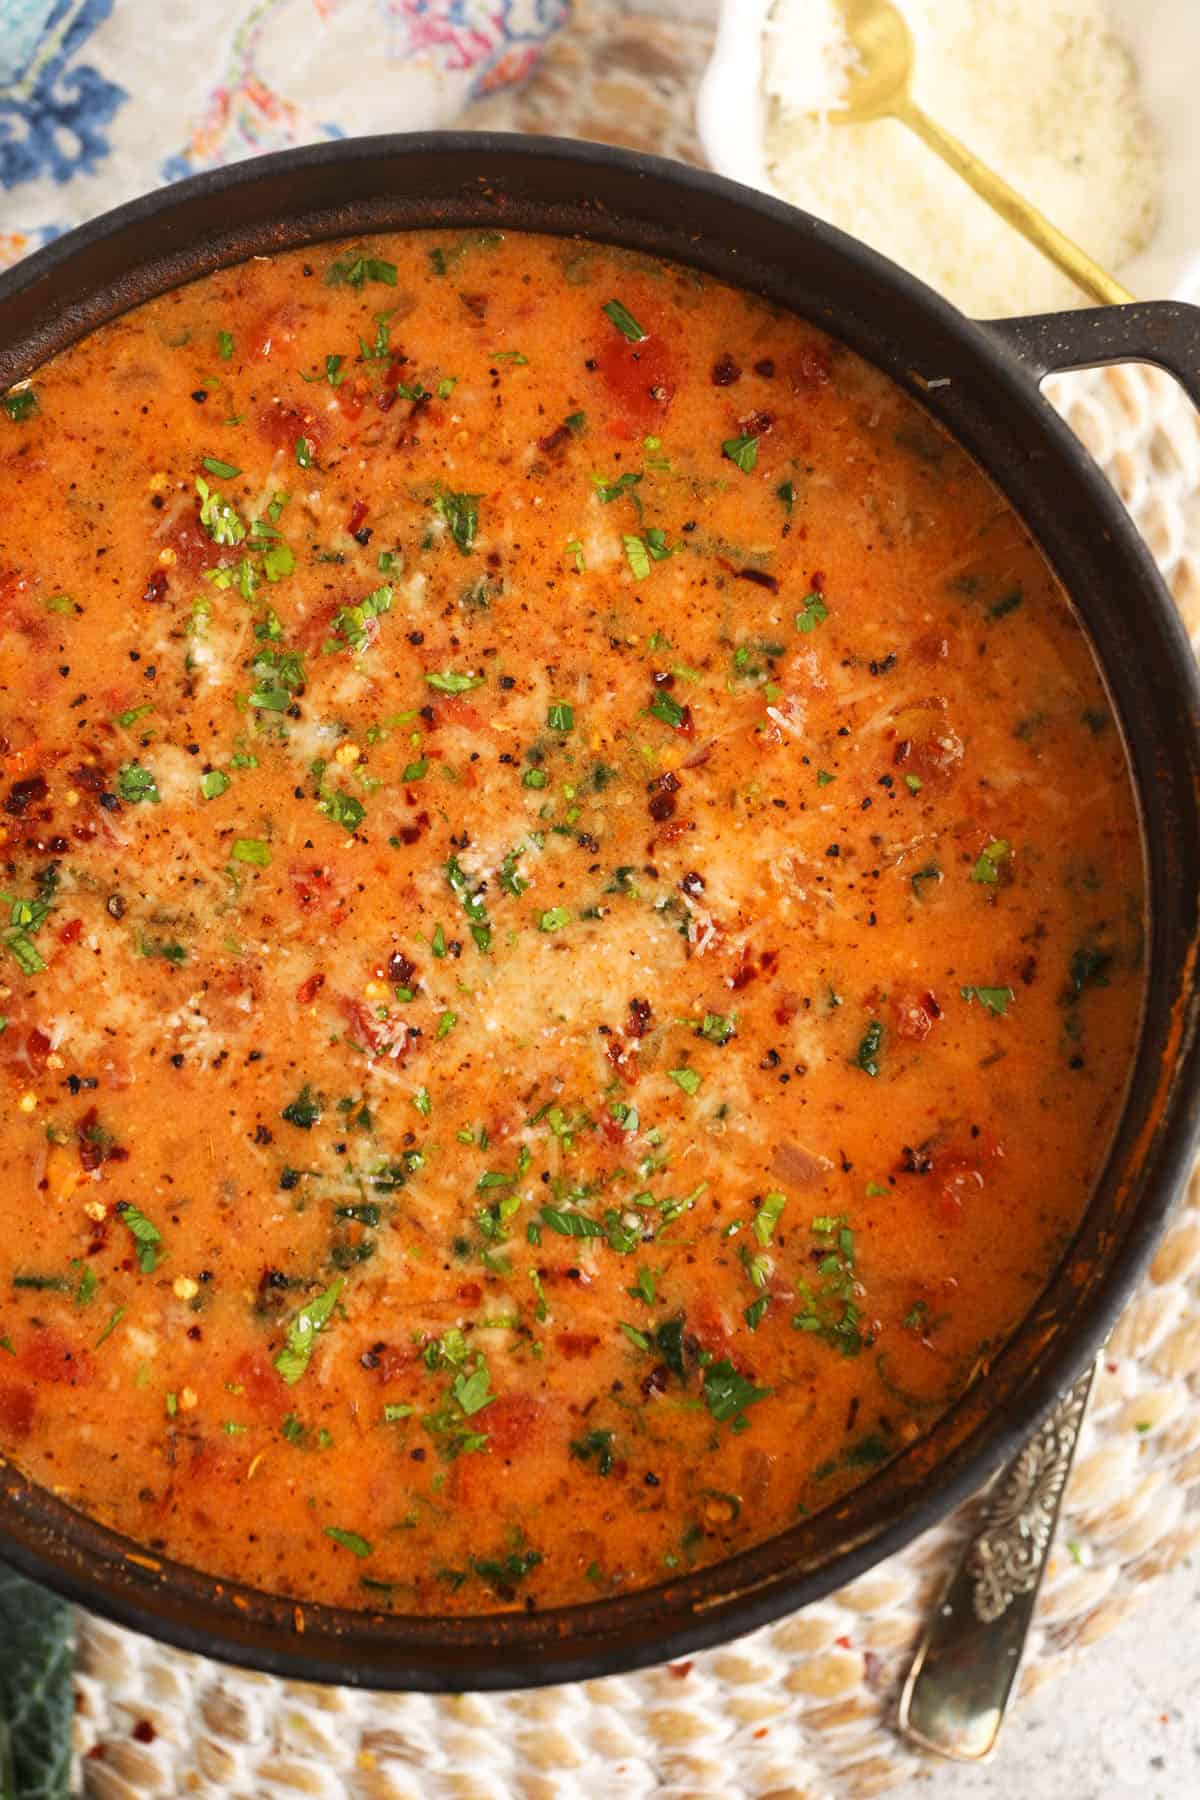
[71,9,1200,1795]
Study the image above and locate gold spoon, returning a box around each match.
[828,0,1133,305]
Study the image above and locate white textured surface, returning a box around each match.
[918,1555,1200,1797]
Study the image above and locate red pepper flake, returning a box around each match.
[295,973,325,1005]
[346,499,369,536]
[626,997,653,1038]
[647,771,680,823]
[668,1661,693,1679]
[58,918,83,946]
[387,951,416,987]
[4,773,47,817]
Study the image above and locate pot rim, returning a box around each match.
[1,131,1198,1691]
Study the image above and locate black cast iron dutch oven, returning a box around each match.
[1,134,1199,1692]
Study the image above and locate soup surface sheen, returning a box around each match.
[0,231,1143,1615]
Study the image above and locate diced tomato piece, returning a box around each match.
[1,729,50,779]
[596,309,678,426]
[771,1141,831,1187]
[256,400,326,458]
[230,1349,285,1411]
[374,1343,422,1384]
[891,988,942,1043]
[912,631,952,665]
[0,1382,35,1439]
[689,1297,734,1359]
[244,304,302,363]
[340,996,409,1060]
[293,597,340,654]
[161,506,216,579]
[0,1026,51,1085]
[0,573,62,645]
[740,1445,776,1509]
[728,947,763,991]
[287,862,348,921]
[0,567,26,614]
[890,703,964,788]
[447,1390,546,1507]
[433,696,487,731]
[0,568,50,647]
[901,733,965,786]
[481,1391,543,1456]
[20,1330,93,1386]
[924,1142,1004,1225]
[600,1111,631,1147]
[181,1436,253,1497]
[605,1038,639,1087]
[789,341,834,391]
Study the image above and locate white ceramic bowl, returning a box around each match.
[697,0,1200,305]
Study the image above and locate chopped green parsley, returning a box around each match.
[602,298,646,342]
[971,839,1011,884]
[960,985,1014,1016]
[433,487,482,556]
[274,1280,343,1384]
[116,1202,162,1275]
[116,762,160,805]
[703,1359,771,1426]
[424,669,485,694]
[722,434,758,474]
[795,592,828,633]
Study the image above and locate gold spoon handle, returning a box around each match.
[892,96,1134,307]
[897,1359,1098,1759]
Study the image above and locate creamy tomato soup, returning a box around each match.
[0,231,1143,1614]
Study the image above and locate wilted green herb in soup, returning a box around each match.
[0,229,1142,1613]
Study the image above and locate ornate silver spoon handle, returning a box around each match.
[897,1358,1097,1761]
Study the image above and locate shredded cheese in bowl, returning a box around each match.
[763,0,1163,317]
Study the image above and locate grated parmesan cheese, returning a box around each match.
[764,0,1162,316]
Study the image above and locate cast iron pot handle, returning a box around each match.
[985,300,1200,410]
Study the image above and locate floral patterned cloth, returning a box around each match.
[0,0,567,272]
